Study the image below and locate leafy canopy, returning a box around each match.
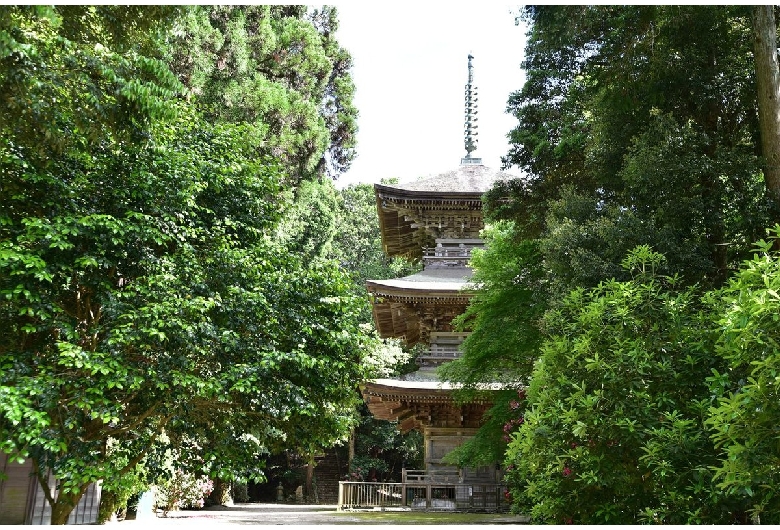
[0,5,370,524]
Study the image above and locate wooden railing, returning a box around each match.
[402,469,461,483]
[338,481,508,512]
[416,332,468,367]
[421,241,483,269]
[415,345,462,367]
[423,247,472,258]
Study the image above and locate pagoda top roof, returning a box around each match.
[374,164,519,261]
[375,163,517,199]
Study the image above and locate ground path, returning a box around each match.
[114,503,530,526]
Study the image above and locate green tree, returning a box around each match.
[331,181,420,322]
[0,6,371,523]
[454,3,777,492]
[329,181,422,480]
[441,222,544,391]
[0,6,181,154]
[166,5,358,183]
[275,179,339,260]
[497,5,775,289]
[448,6,780,522]
[505,247,744,523]
[437,222,544,467]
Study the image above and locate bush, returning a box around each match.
[705,230,780,523]
[154,469,214,516]
[232,481,249,503]
[505,246,737,523]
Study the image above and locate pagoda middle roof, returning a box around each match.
[365,266,473,297]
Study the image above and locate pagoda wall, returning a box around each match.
[424,427,501,484]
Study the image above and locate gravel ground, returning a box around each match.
[111,503,530,526]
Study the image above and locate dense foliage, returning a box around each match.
[438,222,544,466]
[706,234,780,523]
[0,5,373,524]
[491,5,776,293]
[505,247,743,523]
[503,236,780,524]
[347,403,423,483]
[443,5,780,524]
[166,5,357,183]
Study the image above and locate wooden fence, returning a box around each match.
[337,481,508,512]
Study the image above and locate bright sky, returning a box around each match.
[334,5,528,188]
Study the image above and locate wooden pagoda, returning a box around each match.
[340,54,524,512]
[359,55,520,487]
[361,162,514,482]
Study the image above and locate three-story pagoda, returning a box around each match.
[361,55,516,484]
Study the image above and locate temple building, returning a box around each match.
[343,55,518,510]
[362,165,508,482]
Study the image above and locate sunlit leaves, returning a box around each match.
[705,228,780,523]
[0,5,367,523]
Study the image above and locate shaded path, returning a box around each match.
[115,503,530,525]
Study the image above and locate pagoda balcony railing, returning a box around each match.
[415,345,463,367]
[402,469,461,483]
[421,246,472,269]
[337,480,508,512]
[422,246,473,258]
[422,240,485,269]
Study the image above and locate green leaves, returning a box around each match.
[502,6,772,298]
[499,234,780,522]
[0,5,369,524]
[504,246,737,523]
[166,6,357,181]
[703,227,780,522]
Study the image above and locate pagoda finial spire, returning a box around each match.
[462,53,481,165]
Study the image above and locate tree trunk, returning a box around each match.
[50,489,86,525]
[752,6,780,207]
[348,428,355,467]
[305,454,317,503]
[209,477,232,506]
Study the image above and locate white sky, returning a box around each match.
[333,4,528,188]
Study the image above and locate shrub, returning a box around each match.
[505,246,736,523]
[154,469,214,516]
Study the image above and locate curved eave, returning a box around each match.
[361,379,500,431]
[365,281,474,301]
[366,267,474,294]
[364,378,504,395]
[363,379,461,398]
[361,379,504,407]
[375,184,485,203]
